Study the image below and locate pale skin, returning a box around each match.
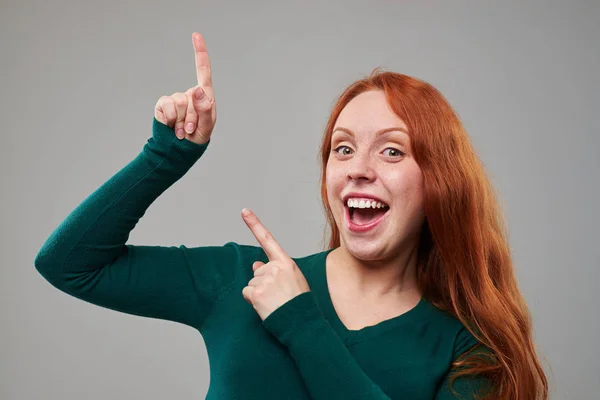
[241,208,311,321]
[156,33,425,325]
[154,32,217,144]
[242,91,426,325]
[324,90,426,327]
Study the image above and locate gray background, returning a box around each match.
[1,0,598,398]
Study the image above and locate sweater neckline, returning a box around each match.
[312,247,432,345]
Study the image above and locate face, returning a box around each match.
[326,90,425,262]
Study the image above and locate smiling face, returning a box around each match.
[326,90,426,262]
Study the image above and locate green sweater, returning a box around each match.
[34,118,492,399]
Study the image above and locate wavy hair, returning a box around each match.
[317,68,549,399]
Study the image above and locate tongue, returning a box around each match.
[352,208,387,225]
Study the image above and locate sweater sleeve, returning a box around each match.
[261,291,392,400]
[434,327,495,399]
[262,291,494,400]
[34,118,237,330]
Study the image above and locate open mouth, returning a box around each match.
[345,202,390,226]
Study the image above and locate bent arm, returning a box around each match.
[263,292,494,399]
[263,292,392,399]
[33,118,234,329]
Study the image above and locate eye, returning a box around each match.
[333,146,405,158]
[333,145,353,156]
[383,147,404,158]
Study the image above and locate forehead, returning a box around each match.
[333,90,409,135]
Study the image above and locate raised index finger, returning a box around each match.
[192,32,213,89]
[241,209,289,262]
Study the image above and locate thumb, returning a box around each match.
[252,261,265,272]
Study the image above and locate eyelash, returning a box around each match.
[332,145,405,158]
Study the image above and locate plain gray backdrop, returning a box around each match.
[2,0,598,398]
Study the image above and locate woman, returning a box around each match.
[34,32,548,399]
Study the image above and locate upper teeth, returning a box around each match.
[346,198,389,209]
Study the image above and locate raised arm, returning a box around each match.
[34,32,225,330]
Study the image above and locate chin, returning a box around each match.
[341,236,389,261]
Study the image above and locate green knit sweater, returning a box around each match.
[34,118,493,399]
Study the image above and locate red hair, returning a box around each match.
[317,68,549,399]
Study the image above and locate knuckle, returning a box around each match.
[262,231,274,244]
[195,99,212,112]
[165,109,176,121]
[156,96,169,110]
[172,93,187,107]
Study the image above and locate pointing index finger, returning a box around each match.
[241,209,289,261]
[192,32,213,90]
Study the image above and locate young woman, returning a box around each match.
[34,32,549,399]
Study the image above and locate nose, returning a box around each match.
[346,151,376,182]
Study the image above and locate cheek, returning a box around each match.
[387,168,424,207]
[325,167,346,215]
[401,175,424,213]
[325,166,344,191]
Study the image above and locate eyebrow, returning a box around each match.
[332,126,409,137]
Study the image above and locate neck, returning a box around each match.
[330,238,421,301]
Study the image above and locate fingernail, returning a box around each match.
[176,128,185,138]
[195,87,204,99]
[242,208,251,217]
[185,123,195,133]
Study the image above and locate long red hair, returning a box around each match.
[317,68,549,399]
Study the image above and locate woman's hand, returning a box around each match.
[241,209,311,321]
[154,32,217,145]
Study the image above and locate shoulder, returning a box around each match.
[452,323,490,361]
[219,242,326,279]
[290,248,332,278]
[430,311,496,397]
[221,242,325,263]
[181,241,267,282]
[222,241,266,258]
[423,300,491,361]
